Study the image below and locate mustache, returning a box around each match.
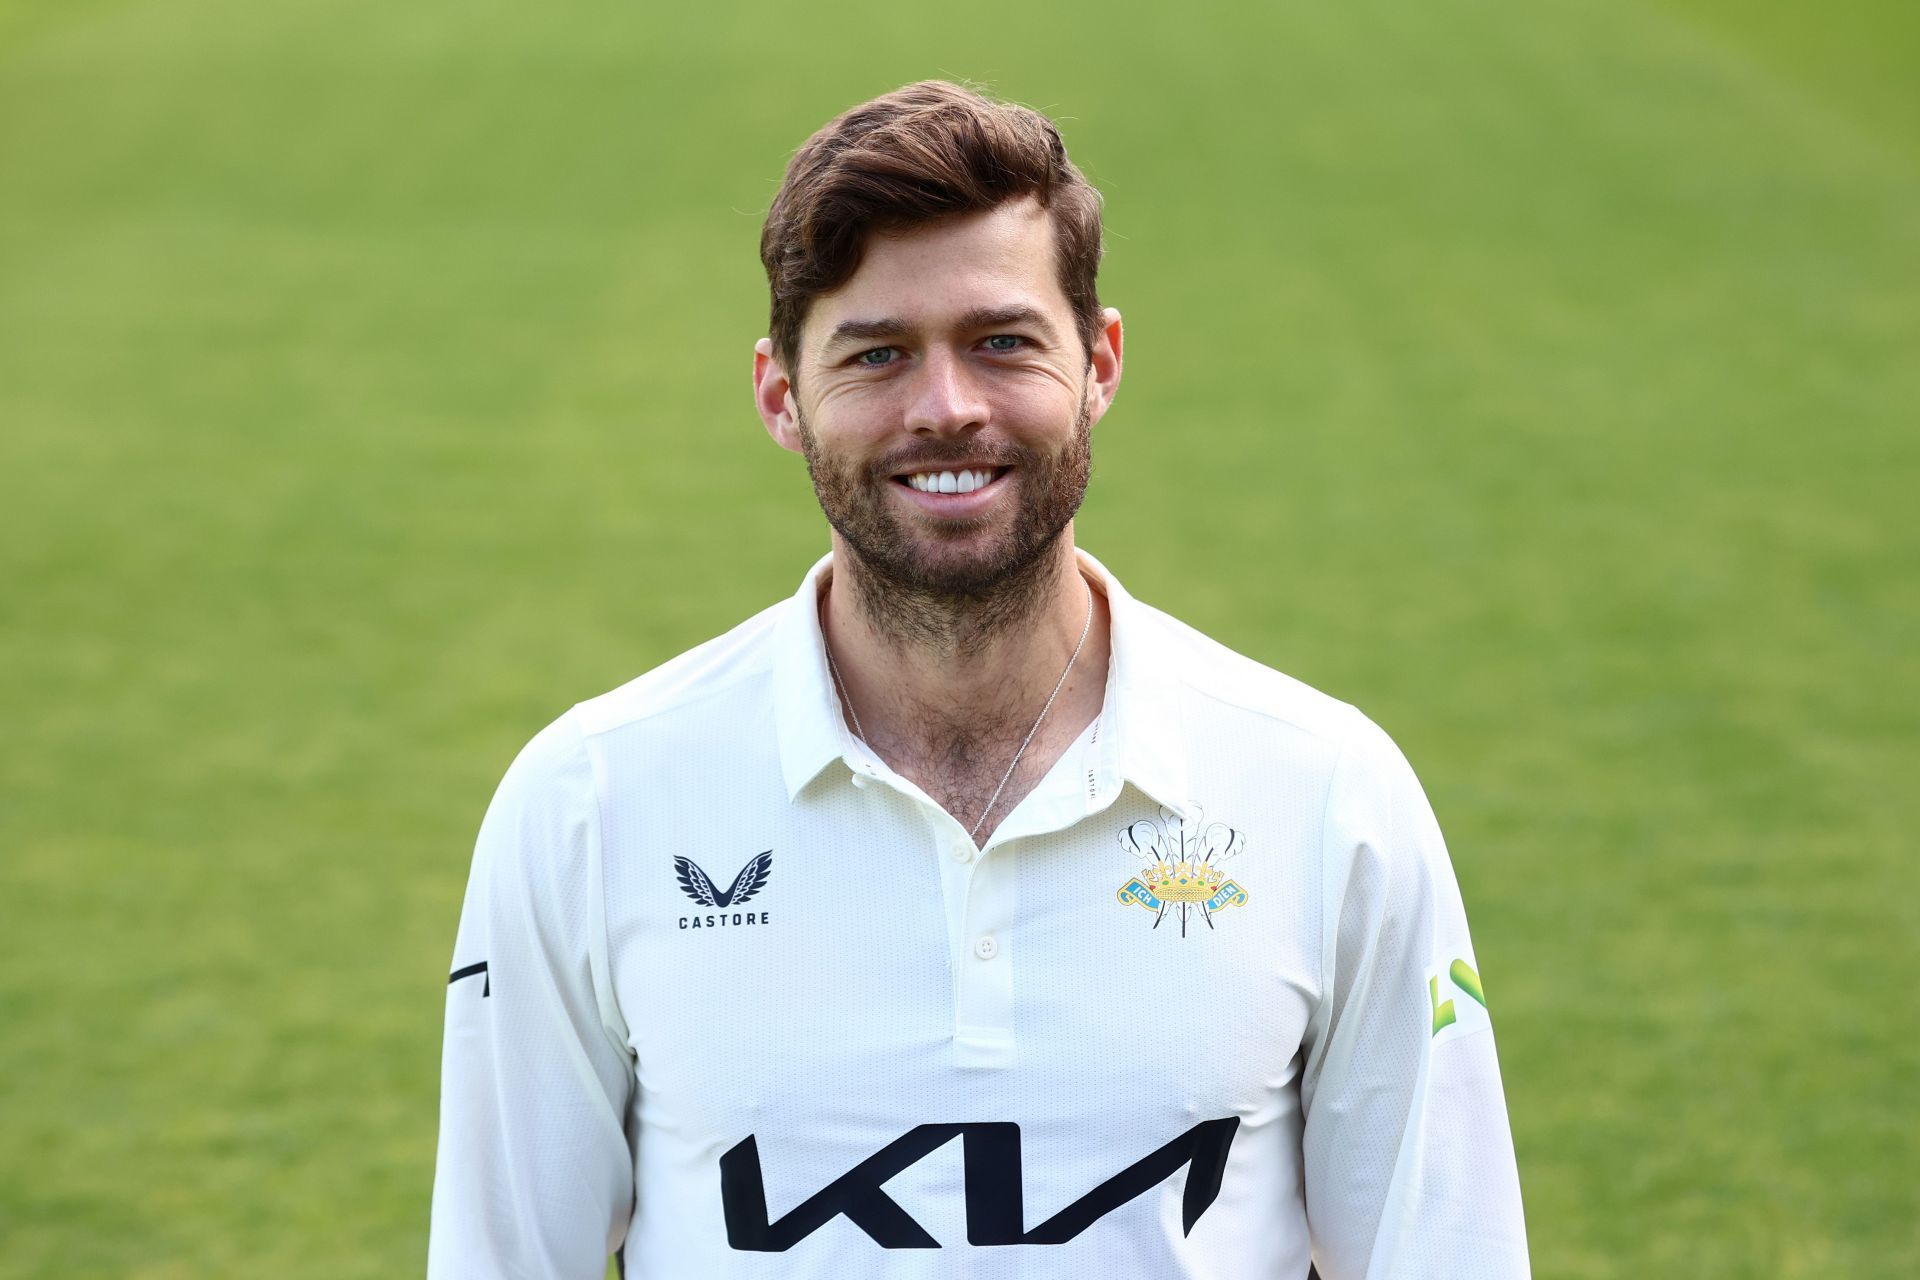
[866,440,1031,479]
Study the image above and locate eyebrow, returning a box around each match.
[822,304,1060,352]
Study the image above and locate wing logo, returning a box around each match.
[1115,806,1248,937]
[676,852,773,930]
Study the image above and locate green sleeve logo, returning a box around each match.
[1430,959,1487,1035]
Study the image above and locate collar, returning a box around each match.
[771,551,855,801]
[772,548,1192,818]
[1081,548,1193,819]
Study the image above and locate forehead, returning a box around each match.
[805,198,1067,344]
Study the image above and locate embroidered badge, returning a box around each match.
[1115,806,1248,937]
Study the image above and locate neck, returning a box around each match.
[819,532,1109,774]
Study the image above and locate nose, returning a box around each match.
[903,347,990,436]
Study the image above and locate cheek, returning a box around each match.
[999,378,1086,433]
[808,380,908,435]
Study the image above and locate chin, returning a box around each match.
[888,530,1063,599]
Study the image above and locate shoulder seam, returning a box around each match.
[570,708,636,1064]
[1314,737,1350,1020]
[575,663,774,739]
[573,637,780,739]
[1177,674,1367,749]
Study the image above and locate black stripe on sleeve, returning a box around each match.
[448,960,490,997]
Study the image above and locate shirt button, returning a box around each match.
[973,935,999,961]
[952,842,975,864]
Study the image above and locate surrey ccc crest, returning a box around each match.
[1115,807,1248,937]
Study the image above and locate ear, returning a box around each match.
[753,338,803,454]
[1083,307,1124,427]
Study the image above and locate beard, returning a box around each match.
[796,391,1093,646]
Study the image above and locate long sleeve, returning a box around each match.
[1299,722,1529,1279]
[428,712,636,1279]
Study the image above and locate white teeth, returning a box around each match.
[907,469,996,493]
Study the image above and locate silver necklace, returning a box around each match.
[825,577,1096,842]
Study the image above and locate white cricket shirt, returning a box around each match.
[428,550,1530,1279]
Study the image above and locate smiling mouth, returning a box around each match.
[891,466,1011,495]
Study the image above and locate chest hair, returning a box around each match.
[884,701,1086,838]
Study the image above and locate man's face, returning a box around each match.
[757,197,1121,600]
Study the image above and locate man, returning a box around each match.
[429,81,1529,1278]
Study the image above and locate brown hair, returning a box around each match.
[760,81,1105,379]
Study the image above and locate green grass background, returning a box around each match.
[2,0,1914,1275]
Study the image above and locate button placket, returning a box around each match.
[952,836,1016,1068]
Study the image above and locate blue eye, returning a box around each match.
[984,335,1021,352]
[857,347,897,367]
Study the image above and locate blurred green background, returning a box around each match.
[2,0,1914,1275]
